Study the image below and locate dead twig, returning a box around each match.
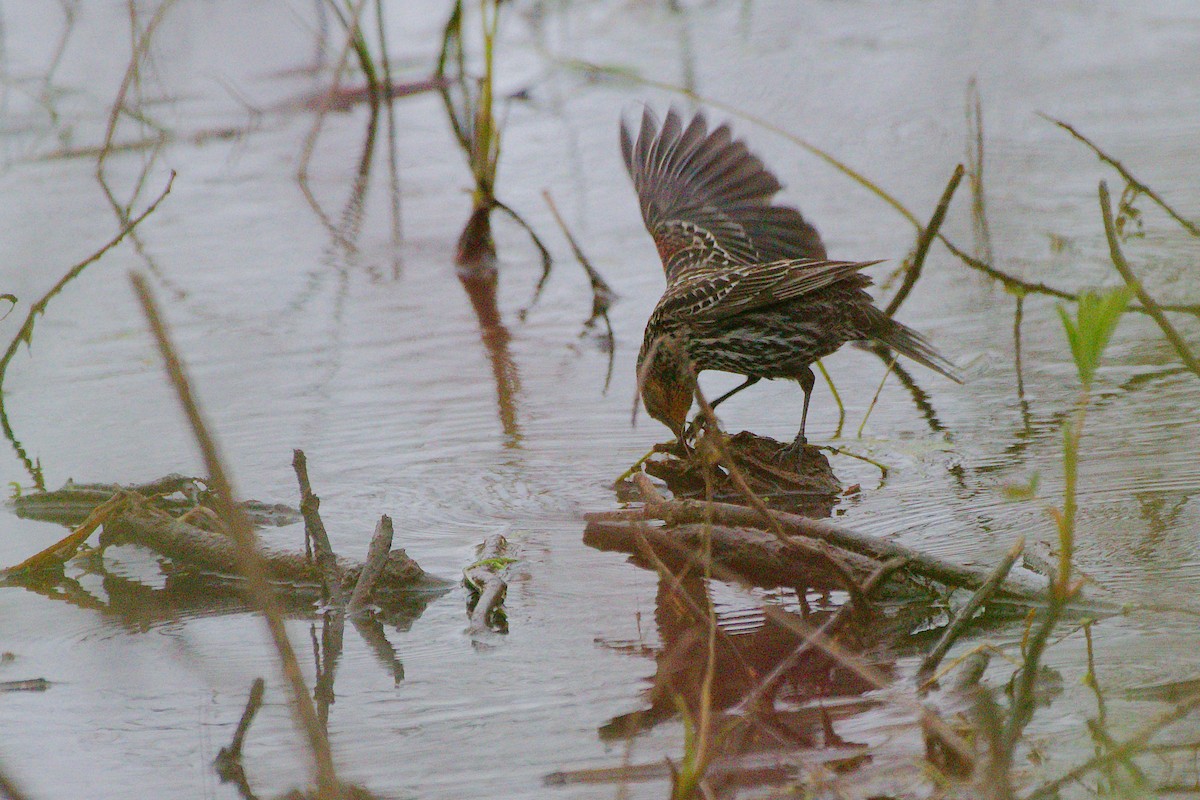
[102,502,434,600]
[630,489,1057,602]
[292,449,345,604]
[348,515,394,613]
[583,519,890,592]
[918,535,1025,682]
[885,164,964,317]
[130,273,341,799]
[1046,115,1200,238]
[1099,180,1200,378]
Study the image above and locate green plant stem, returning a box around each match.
[1056,403,1083,593]
[1023,692,1200,800]
[815,361,845,437]
[1099,181,1200,378]
[856,354,897,438]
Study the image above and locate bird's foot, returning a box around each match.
[776,433,809,463]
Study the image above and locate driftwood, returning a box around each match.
[104,503,445,607]
[12,474,301,529]
[584,519,916,595]
[622,486,1052,601]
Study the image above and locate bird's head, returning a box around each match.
[637,332,695,439]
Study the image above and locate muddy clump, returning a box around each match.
[639,430,840,517]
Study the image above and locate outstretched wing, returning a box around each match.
[652,259,879,323]
[621,107,827,277]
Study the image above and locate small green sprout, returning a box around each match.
[1056,287,1133,390]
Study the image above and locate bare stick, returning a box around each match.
[918,535,1025,681]
[1046,115,1200,238]
[885,164,964,317]
[130,273,340,798]
[348,515,394,612]
[1099,180,1200,378]
[292,449,344,604]
[635,463,864,610]
[584,519,887,591]
[223,677,265,762]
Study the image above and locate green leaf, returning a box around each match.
[1057,287,1133,389]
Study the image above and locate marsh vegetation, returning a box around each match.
[1,2,1199,799]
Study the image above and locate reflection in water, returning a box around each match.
[599,564,892,794]
[298,97,381,265]
[458,266,522,445]
[456,206,522,445]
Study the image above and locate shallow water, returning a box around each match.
[1,1,1199,797]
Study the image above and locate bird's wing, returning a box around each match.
[653,259,880,323]
[621,107,827,277]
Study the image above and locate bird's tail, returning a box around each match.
[868,309,962,383]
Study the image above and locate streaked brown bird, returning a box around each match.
[623,108,960,453]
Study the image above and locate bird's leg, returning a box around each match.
[683,376,760,440]
[780,367,816,458]
[710,376,761,411]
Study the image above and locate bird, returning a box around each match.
[622,107,960,454]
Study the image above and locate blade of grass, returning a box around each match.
[1099,180,1200,378]
[131,273,340,799]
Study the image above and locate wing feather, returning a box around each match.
[652,259,880,323]
[621,108,827,277]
